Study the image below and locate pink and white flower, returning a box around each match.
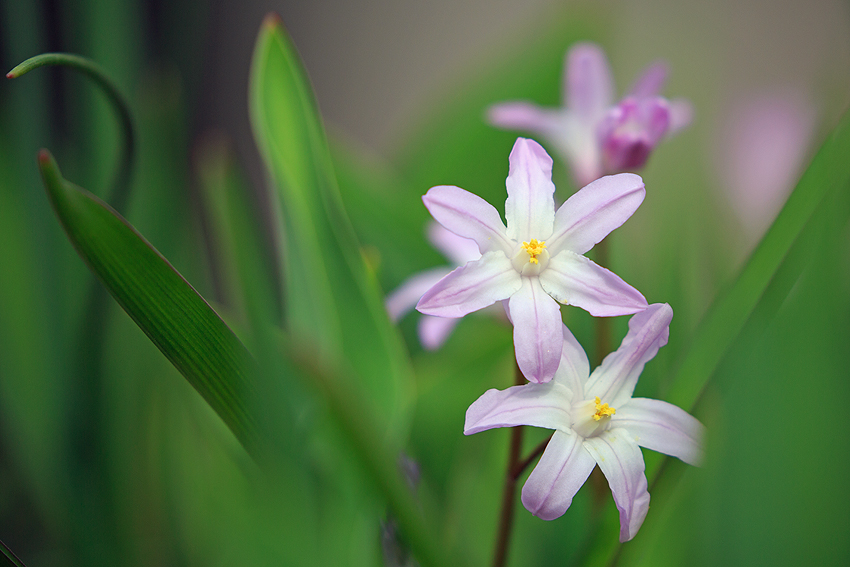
[488,43,692,186]
[464,303,703,542]
[386,223,481,350]
[416,138,647,383]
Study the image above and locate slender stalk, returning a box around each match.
[593,238,612,367]
[0,539,27,567]
[492,362,527,567]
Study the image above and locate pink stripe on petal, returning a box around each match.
[584,430,650,542]
[416,251,520,318]
[613,397,704,466]
[521,430,596,520]
[423,185,512,255]
[585,303,672,406]
[505,138,556,242]
[549,173,645,255]
[553,324,589,397]
[538,251,647,317]
[464,382,573,435]
[509,277,564,383]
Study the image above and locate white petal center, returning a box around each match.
[512,239,550,276]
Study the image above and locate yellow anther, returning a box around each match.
[592,396,616,421]
[522,239,547,264]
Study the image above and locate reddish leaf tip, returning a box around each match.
[5,71,15,79]
[37,149,51,165]
[262,12,282,31]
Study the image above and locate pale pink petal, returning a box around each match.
[667,98,693,134]
[627,60,668,98]
[552,324,589,398]
[385,267,453,321]
[426,222,481,266]
[613,398,704,466]
[418,315,460,350]
[538,251,647,317]
[416,251,520,317]
[583,430,650,542]
[487,102,564,139]
[521,430,596,520]
[584,303,672,407]
[548,173,645,255]
[504,138,556,242]
[463,382,573,435]
[508,277,563,383]
[422,185,513,255]
[566,43,614,124]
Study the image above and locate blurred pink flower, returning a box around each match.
[416,138,647,383]
[716,91,816,241]
[489,43,692,186]
[464,303,703,542]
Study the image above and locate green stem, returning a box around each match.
[7,52,135,214]
[0,539,27,567]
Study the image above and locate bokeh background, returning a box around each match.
[1,0,850,565]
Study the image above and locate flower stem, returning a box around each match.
[492,362,526,567]
[593,238,612,367]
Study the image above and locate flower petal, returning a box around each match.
[553,324,589,398]
[487,102,564,138]
[508,277,563,383]
[565,43,614,124]
[584,303,672,407]
[418,315,460,351]
[422,185,513,255]
[464,382,573,435]
[548,173,645,255]
[583,430,650,542]
[386,267,453,321]
[538,251,647,317]
[426,221,481,266]
[504,138,556,242]
[416,251,521,317]
[668,98,694,134]
[613,397,704,466]
[627,60,668,98]
[521,430,596,520]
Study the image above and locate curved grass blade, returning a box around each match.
[8,53,135,213]
[37,150,260,455]
[248,14,413,440]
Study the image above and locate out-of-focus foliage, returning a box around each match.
[1,2,849,567]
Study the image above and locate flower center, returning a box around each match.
[511,239,550,276]
[571,396,617,438]
[522,239,546,264]
[592,396,616,421]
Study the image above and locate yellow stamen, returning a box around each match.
[522,239,547,264]
[592,396,616,421]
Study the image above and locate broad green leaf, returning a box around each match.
[248,15,413,440]
[37,150,260,455]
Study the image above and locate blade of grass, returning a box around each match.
[37,150,260,455]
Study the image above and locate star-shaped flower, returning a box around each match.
[488,43,692,187]
[416,137,647,383]
[464,303,704,542]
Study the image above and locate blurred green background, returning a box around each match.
[1,0,849,566]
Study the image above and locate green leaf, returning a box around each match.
[37,150,260,455]
[248,15,413,440]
